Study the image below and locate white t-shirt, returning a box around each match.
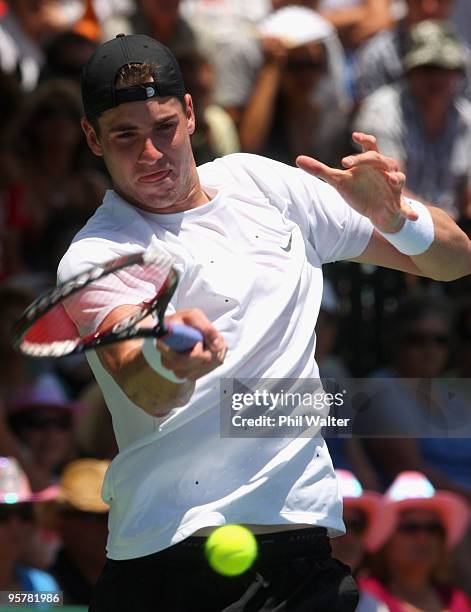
[58,154,373,560]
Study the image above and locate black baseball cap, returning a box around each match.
[81,33,186,119]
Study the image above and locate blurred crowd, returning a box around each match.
[1,0,471,609]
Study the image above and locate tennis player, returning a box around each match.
[58,34,471,612]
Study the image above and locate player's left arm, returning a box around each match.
[352,205,470,281]
[297,132,471,281]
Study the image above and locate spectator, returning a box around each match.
[355,295,471,504]
[40,30,98,83]
[452,0,471,48]
[360,471,471,611]
[180,0,271,122]
[177,51,240,165]
[123,0,199,56]
[319,280,382,491]
[38,0,134,42]
[46,459,109,605]
[0,0,51,91]
[353,20,471,220]
[331,469,382,572]
[318,0,393,51]
[7,376,80,490]
[353,0,471,102]
[7,79,107,272]
[0,285,50,405]
[317,0,394,98]
[331,470,384,611]
[0,456,59,593]
[239,5,350,166]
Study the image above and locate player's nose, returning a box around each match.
[139,137,163,163]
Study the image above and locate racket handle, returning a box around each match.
[160,323,203,352]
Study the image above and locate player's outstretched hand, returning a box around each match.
[296,132,418,233]
[157,309,227,382]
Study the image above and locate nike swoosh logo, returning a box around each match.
[280,233,293,252]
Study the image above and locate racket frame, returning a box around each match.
[12,249,180,358]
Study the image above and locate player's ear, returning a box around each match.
[81,117,103,156]
[184,94,195,136]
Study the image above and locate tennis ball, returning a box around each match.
[205,525,258,576]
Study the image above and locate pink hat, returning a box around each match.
[337,469,382,542]
[0,457,59,504]
[366,471,471,552]
[9,374,81,415]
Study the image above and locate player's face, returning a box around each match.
[82,94,200,213]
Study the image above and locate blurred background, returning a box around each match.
[1,0,471,609]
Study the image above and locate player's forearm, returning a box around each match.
[409,206,471,281]
[98,342,194,417]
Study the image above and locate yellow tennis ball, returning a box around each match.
[205,525,258,576]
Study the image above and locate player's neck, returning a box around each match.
[159,180,212,213]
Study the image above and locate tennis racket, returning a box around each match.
[12,246,203,358]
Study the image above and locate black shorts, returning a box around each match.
[89,527,358,612]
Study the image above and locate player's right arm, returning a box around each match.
[96,306,227,417]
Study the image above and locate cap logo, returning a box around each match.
[145,86,155,98]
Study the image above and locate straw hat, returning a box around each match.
[57,458,110,513]
[366,471,471,552]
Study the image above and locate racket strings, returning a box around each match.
[15,254,174,357]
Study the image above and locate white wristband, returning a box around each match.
[378,199,434,256]
[141,338,188,384]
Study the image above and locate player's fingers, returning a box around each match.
[296,155,344,185]
[157,337,226,378]
[167,309,225,353]
[399,196,419,221]
[387,171,406,190]
[352,132,379,153]
[342,150,399,172]
[158,337,204,363]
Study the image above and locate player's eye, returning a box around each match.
[116,132,135,140]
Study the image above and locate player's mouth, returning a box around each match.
[138,169,171,183]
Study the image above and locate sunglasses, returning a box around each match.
[403,332,448,347]
[20,415,72,430]
[0,503,34,523]
[345,517,368,535]
[398,521,445,536]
